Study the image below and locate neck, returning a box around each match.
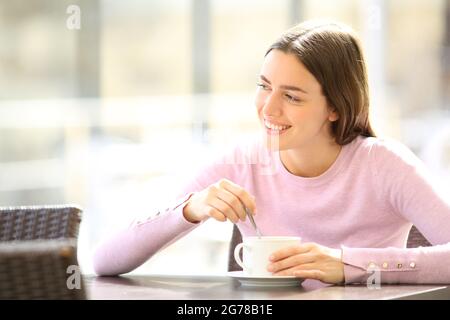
[279,138,342,178]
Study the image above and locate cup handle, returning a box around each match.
[233,243,245,270]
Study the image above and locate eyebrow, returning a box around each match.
[259,74,308,94]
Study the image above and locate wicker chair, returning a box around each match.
[0,205,85,299]
[406,225,431,248]
[227,224,432,271]
[0,205,82,241]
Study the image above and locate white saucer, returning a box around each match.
[227,271,304,287]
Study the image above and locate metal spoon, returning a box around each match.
[245,207,262,238]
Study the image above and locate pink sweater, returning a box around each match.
[93,135,450,285]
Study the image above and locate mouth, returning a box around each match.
[263,119,292,135]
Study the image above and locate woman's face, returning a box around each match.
[255,49,338,150]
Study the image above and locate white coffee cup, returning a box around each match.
[233,236,301,276]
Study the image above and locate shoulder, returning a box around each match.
[351,136,424,175]
[358,136,420,165]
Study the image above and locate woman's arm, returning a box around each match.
[342,139,450,284]
[92,142,257,276]
[92,191,200,276]
[342,243,450,284]
[92,155,238,276]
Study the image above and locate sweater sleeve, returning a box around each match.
[342,139,450,284]
[92,152,239,276]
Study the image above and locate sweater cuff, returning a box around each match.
[341,245,422,284]
[171,192,199,226]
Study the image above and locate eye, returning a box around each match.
[256,82,271,91]
[284,93,302,104]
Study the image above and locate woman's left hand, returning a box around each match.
[267,242,344,284]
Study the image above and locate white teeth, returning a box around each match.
[264,120,291,131]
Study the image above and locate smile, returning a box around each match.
[264,119,292,135]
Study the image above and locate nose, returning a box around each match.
[261,92,282,118]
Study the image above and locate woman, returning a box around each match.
[93,20,450,285]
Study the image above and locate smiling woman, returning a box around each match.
[93,20,450,287]
[261,21,375,144]
[254,21,376,178]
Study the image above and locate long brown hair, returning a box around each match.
[266,20,376,145]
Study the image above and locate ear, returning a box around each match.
[328,108,339,122]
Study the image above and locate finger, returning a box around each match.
[208,197,240,224]
[269,243,314,262]
[293,269,324,281]
[204,206,227,222]
[272,262,317,276]
[272,267,297,276]
[267,254,315,273]
[218,179,257,214]
[216,188,246,221]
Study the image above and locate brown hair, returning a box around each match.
[266,20,376,145]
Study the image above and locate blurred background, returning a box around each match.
[1,0,449,275]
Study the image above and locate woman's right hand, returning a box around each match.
[182,179,257,224]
